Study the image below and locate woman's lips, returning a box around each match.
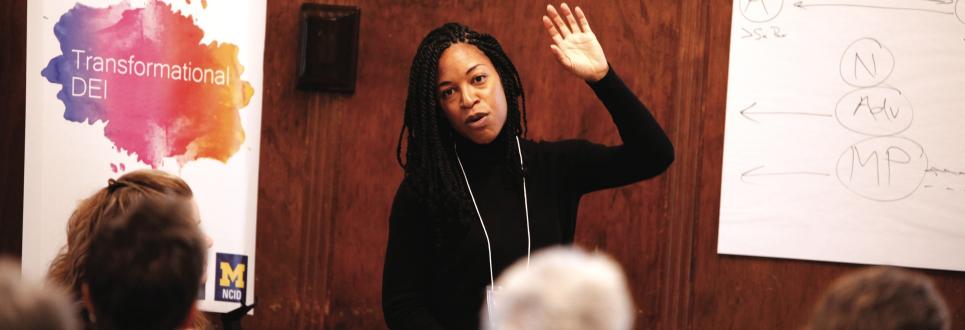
[466,112,489,128]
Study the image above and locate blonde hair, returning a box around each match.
[483,246,634,330]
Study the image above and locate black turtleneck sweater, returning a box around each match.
[382,67,674,330]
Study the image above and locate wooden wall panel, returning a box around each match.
[0,0,27,261]
[2,0,964,329]
[254,1,350,327]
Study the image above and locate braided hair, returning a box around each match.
[396,22,528,230]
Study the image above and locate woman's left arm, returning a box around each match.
[543,3,674,194]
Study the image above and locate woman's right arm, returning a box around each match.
[382,179,446,330]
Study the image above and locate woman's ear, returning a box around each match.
[81,283,96,322]
[179,301,199,329]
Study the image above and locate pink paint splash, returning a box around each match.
[41,0,253,168]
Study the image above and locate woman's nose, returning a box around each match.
[460,87,479,108]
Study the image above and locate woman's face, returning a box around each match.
[437,43,508,144]
[190,198,212,285]
[189,199,213,250]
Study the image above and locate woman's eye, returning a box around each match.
[473,75,487,84]
[440,89,454,98]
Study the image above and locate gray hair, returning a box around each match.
[0,259,78,330]
[483,246,634,330]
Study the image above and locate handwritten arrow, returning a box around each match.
[739,102,832,123]
[741,165,830,183]
[794,0,954,15]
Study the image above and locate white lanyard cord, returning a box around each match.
[454,136,531,327]
[517,136,532,268]
[454,151,496,287]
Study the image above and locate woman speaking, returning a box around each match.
[382,3,674,329]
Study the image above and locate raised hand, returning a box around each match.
[542,3,608,82]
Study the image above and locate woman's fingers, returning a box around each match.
[549,44,569,66]
[574,6,592,34]
[559,3,582,33]
[542,15,565,45]
[546,4,571,37]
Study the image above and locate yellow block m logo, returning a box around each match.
[219,262,246,288]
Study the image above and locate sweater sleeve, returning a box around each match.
[381,179,446,330]
[561,66,675,195]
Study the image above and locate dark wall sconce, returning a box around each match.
[297,3,360,93]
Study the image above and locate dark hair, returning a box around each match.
[396,22,527,230]
[83,196,206,330]
[809,267,950,330]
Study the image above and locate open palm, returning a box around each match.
[543,3,608,82]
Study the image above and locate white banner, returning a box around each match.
[24,0,265,312]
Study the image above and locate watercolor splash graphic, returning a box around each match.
[41,0,253,169]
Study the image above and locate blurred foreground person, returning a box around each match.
[482,246,633,330]
[0,259,78,330]
[809,266,950,330]
[47,170,211,329]
[81,197,207,330]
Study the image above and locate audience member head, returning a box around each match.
[809,266,950,330]
[0,259,78,330]
[483,246,634,330]
[81,196,207,330]
[48,169,194,299]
